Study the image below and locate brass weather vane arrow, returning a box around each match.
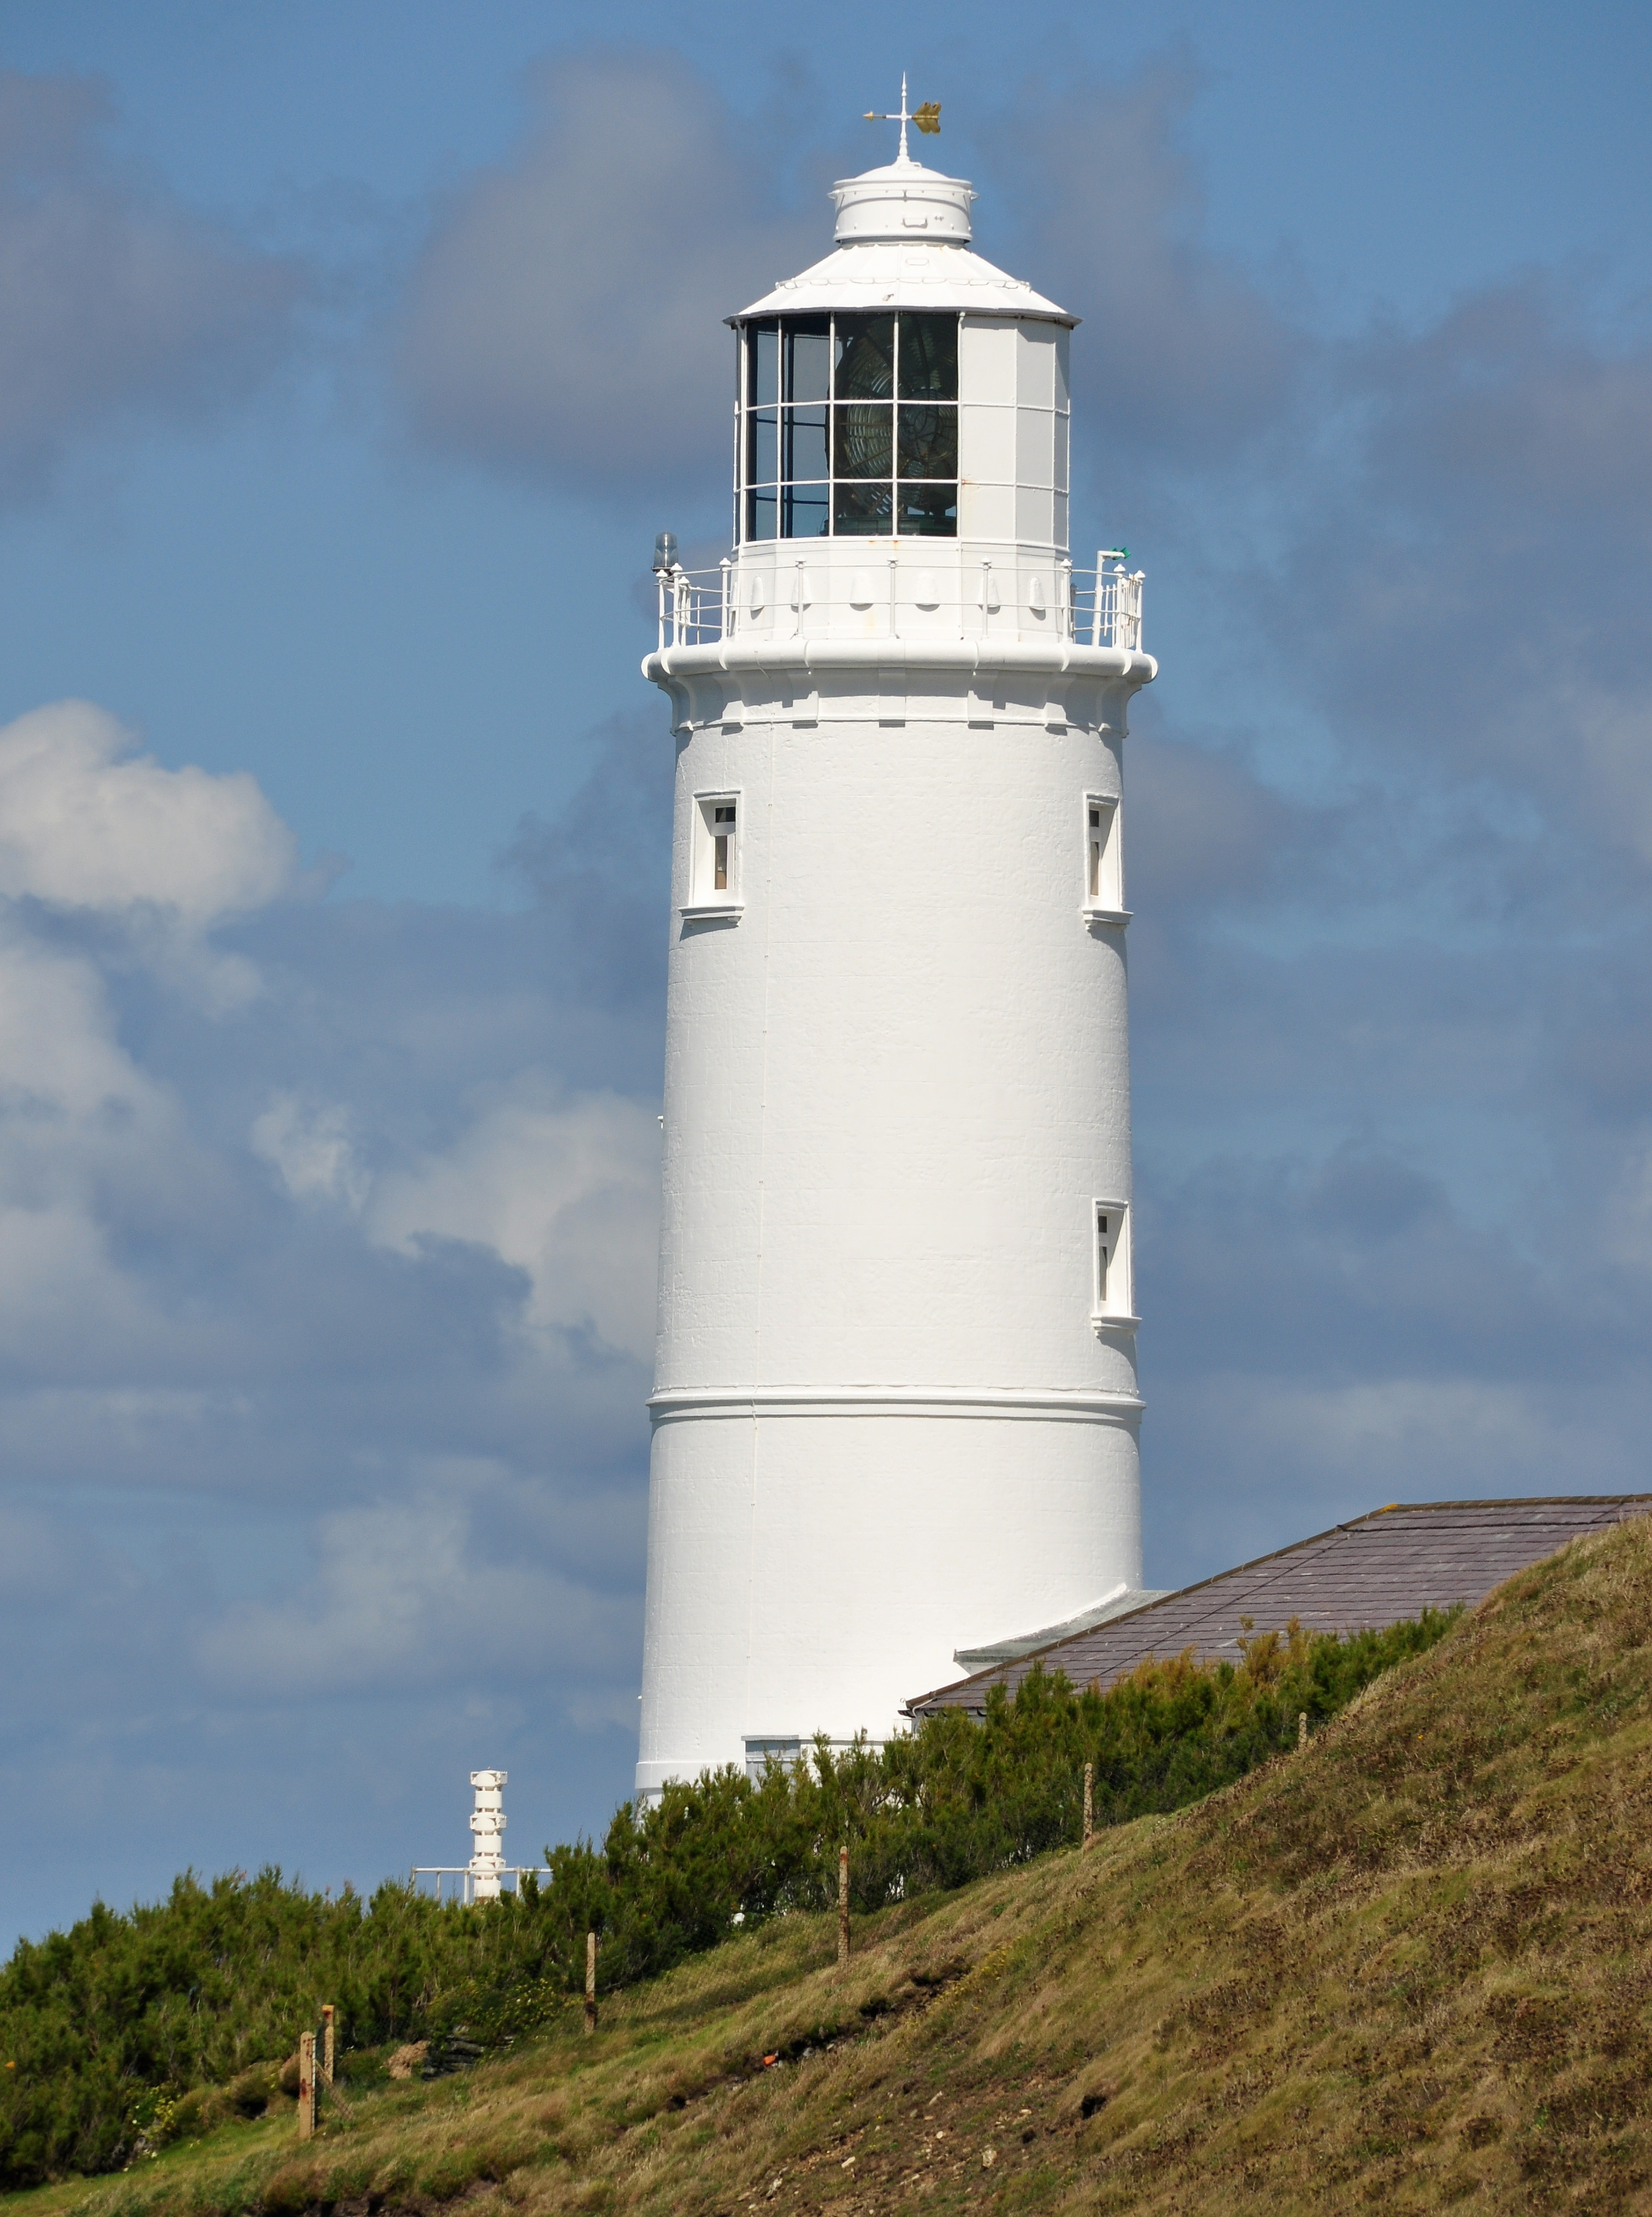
[864,73,940,162]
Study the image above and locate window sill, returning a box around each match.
[681,900,744,919]
[1092,1312,1140,1334]
[1081,907,1132,925]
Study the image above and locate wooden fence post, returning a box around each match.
[296,2031,316,2140]
[1082,1762,1095,1850]
[1298,1711,1309,1751]
[584,1930,598,2034]
[320,2004,335,2085]
[838,1843,850,1967]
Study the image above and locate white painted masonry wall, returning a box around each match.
[636,152,1155,1798]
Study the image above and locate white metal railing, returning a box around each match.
[656,562,731,647]
[654,552,1144,653]
[411,1865,537,1906]
[1068,559,1146,654]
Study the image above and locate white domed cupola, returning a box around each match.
[830,157,975,244]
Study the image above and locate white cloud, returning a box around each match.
[396,48,818,494]
[0,925,181,1358]
[0,700,296,921]
[0,917,162,1117]
[368,1082,660,1360]
[252,1096,368,1212]
[194,1486,633,1698]
[1238,1375,1556,1477]
[0,699,307,1361]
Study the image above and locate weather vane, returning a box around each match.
[864,73,940,164]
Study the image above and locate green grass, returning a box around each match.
[0,1608,1450,2192]
[10,1512,1652,2213]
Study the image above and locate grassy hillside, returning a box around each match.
[10,1511,1652,2214]
[0,1610,1446,2190]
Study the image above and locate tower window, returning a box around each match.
[1093,1200,1132,1318]
[688,794,741,912]
[744,1736,802,1782]
[741,311,959,542]
[1084,794,1123,913]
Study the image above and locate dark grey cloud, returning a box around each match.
[944,81,1652,1589]
[983,59,1306,467]
[0,71,311,494]
[501,708,673,1008]
[1275,277,1652,893]
[395,48,824,496]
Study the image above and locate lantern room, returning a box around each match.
[731,151,1074,560]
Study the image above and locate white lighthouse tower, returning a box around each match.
[636,98,1157,1799]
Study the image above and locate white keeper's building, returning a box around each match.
[635,118,1158,1802]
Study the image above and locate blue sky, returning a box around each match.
[1,0,1650,1948]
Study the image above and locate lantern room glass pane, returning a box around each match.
[784,407,829,481]
[897,313,958,399]
[783,486,829,537]
[896,483,958,535]
[747,410,778,486]
[834,480,893,534]
[785,320,831,403]
[749,325,779,406]
[834,316,895,401]
[738,311,958,543]
[834,403,892,480]
[897,403,958,480]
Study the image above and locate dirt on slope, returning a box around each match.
[36,1511,1652,2217]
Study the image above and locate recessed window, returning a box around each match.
[688,794,741,912]
[741,311,959,542]
[744,1737,802,1783]
[1084,795,1123,912]
[1093,1200,1132,1319]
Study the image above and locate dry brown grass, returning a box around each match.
[13,1512,1652,2216]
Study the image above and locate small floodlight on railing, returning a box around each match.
[654,531,679,575]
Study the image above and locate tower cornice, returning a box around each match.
[644,638,1158,686]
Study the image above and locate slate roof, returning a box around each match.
[905,1494,1652,1719]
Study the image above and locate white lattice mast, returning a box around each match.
[468,1768,506,1902]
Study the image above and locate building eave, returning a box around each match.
[730,241,1075,327]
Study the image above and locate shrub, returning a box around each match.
[0,1609,1452,2189]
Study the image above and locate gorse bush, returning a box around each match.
[0,1871,556,2187]
[541,1609,1458,1995]
[0,1610,1452,2188]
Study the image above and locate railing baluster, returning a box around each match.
[653,556,1139,658]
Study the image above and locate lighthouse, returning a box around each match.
[636,97,1157,1799]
